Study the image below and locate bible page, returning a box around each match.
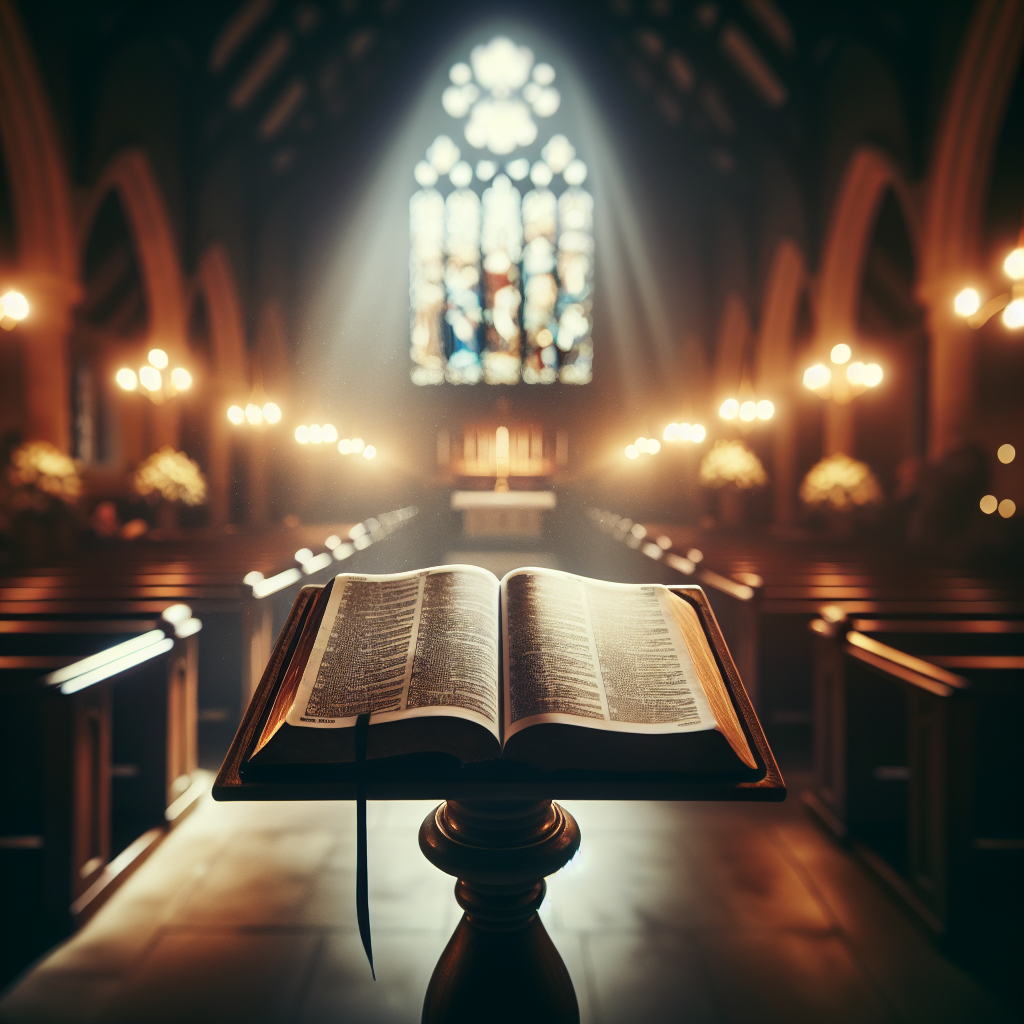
[286,565,500,738]
[502,569,717,741]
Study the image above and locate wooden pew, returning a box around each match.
[0,578,245,770]
[804,612,1024,977]
[590,510,1023,741]
[0,617,199,988]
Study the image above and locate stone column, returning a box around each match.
[17,272,78,451]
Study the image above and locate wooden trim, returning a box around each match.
[70,826,165,925]
[844,645,959,698]
[845,632,969,691]
[850,619,1024,634]
[924,655,1024,670]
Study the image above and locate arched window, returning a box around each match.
[410,36,593,386]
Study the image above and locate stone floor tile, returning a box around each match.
[169,831,334,927]
[296,930,446,1024]
[101,929,320,1024]
[697,928,893,1024]
[299,831,452,932]
[684,827,831,931]
[770,819,1016,1024]
[560,800,693,837]
[547,829,726,931]
[41,833,228,975]
[585,930,717,1024]
[0,970,122,1024]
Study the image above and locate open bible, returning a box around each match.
[244,565,761,779]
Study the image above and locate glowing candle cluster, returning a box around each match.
[663,422,707,443]
[954,246,1024,330]
[624,437,660,460]
[804,343,882,399]
[295,424,376,459]
[227,402,281,426]
[117,349,192,402]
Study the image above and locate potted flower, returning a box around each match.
[699,439,768,526]
[799,452,883,536]
[133,447,207,531]
[3,440,83,564]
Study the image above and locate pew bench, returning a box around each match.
[0,615,200,989]
[804,613,1023,983]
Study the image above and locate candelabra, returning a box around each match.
[954,246,1024,330]
[116,349,192,403]
[803,343,882,404]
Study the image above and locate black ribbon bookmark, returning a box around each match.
[354,711,375,980]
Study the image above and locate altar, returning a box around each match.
[450,490,558,539]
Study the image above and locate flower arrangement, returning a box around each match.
[8,441,82,502]
[134,447,207,506]
[699,440,768,490]
[800,453,883,511]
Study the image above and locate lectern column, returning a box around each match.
[418,798,581,1024]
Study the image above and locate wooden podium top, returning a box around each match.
[214,583,785,803]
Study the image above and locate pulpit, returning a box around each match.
[214,585,784,1023]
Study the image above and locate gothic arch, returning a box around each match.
[817,146,919,454]
[191,243,249,525]
[0,2,75,279]
[755,239,807,390]
[817,146,919,344]
[0,0,77,448]
[194,243,247,383]
[79,148,186,351]
[755,239,808,526]
[713,292,751,400]
[920,0,1024,457]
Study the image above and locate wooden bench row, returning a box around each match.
[803,613,1023,995]
[0,619,201,987]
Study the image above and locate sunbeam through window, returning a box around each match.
[410,36,593,386]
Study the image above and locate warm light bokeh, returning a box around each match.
[803,364,831,390]
[954,288,980,316]
[1002,298,1024,329]
[1004,247,1024,281]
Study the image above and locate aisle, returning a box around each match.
[0,782,1010,1024]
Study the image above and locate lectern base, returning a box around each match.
[419,799,581,1024]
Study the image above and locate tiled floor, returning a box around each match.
[0,780,1013,1024]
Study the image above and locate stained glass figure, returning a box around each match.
[410,36,593,385]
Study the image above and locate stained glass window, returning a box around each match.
[410,36,593,385]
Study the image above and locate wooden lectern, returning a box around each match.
[215,585,784,1023]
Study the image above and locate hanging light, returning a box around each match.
[0,290,29,329]
[116,347,192,403]
[663,422,706,444]
[954,288,981,316]
[719,394,774,425]
[804,343,882,401]
[954,246,1024,329]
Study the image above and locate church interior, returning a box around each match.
[0,0,1022,1021]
